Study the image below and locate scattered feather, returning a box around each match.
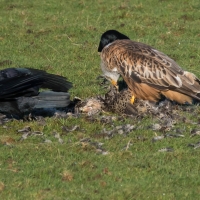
[17,126,31,133]
[152,135,164,142]
[158,147,174,152]
[44,139,52,143]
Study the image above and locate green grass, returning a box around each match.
[0,0,200,199]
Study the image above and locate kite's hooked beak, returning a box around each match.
[111,79,119,91]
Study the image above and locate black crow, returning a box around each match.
[0,68,72,117]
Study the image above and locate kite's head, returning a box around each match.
[98,30,130,52]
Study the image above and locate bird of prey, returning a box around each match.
[98,30,200,104]
[0,68,72,117]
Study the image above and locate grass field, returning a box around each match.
[0,0,200,199]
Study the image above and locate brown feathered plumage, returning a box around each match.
[98,30,200,104]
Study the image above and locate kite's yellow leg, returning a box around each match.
[130,95,135,104]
